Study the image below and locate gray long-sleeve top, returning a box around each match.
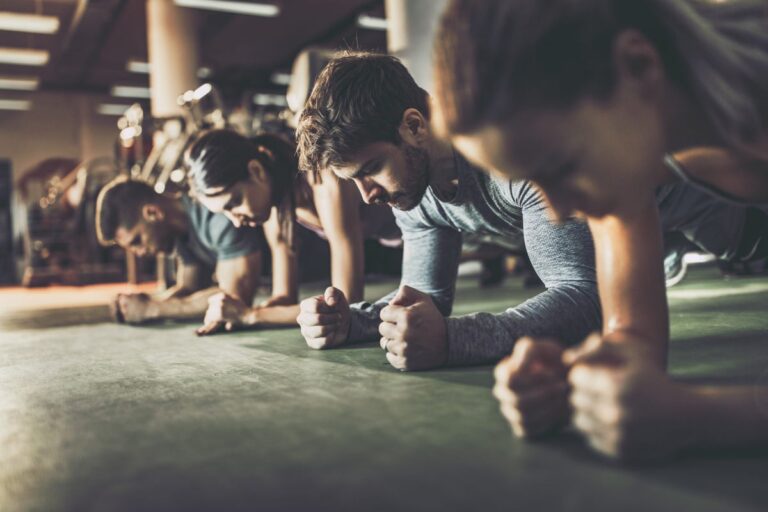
[348,151,751,366]
[347,151,599,366]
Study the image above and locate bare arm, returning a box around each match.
[153,254,260,320]
[232,177,365,329]
[313,175,365,303]
[565,337,768,460]
[120,260,218,322]
[686,385,768,448]
[263,212,298,303]
[671,147,768,204]
[215,251,261,303]
[154,261,204,300]
[587,193,669,368]
[197,216,300,331]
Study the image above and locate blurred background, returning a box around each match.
[0,0,462,291]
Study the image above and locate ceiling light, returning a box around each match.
[357,14,388,30]
[0,12,60,34]
[253,93,287,107]
[174,0,279,17]
[192,83,213,101]
[0,76,39,90]
[270,72,291,86]
[98,103,132,116]
[111,85,151,99]
[0,47,49,66]
[0,98,31,111]
[127,60,150,74]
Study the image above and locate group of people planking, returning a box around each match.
[96,0,768,462]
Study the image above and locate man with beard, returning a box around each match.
[294,52,758,373]
[95,177,261,326]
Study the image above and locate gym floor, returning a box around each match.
[1,267,767,512]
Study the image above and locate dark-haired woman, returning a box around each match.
[434,0,768,460]
[185,129,401,335]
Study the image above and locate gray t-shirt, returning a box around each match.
[175,195,262,269]
[348,151,755,366]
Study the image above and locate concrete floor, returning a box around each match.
[1,268,767,512]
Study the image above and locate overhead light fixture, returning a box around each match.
[0,76,39,90]
[127,60,150,74]
[253,93,287,107]
[0,98,31,111]
[174,0,279,17]
[111,85,151,99]
[270,72,291,86]
[0,12,60,34]
[192,83,213,101]
[357,14,388,30]
[98,103,133,116]
[0,47,49,66]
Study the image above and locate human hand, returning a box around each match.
[493,337,570,438]
[564,333,692,462]
[111,293,157,324]
[378,285,447,371]
[196,292,253,336]
[296,286,351,349]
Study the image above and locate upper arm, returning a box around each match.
[175,260,203,292]
[215,251,261,302]
[517,183,597,287]
[262,214,296,299]
[313,176,365,296]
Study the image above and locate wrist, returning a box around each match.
[676,384,716,450]
[145,299,161,320]
[243,307,260,326]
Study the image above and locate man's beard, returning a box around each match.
[389,144,430,211]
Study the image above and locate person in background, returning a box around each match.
[95,177,261,326]
[433,0,768,460]
[185,130,402,335]
[293,51,755,375]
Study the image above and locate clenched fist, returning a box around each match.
[564,333,690,462]
[110,293,158,324]
[196,292,254,336]
[493,337,570,438]
[296,286,351,349]
[378,285,447,371]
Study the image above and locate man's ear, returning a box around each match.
[612,29,665,100]
[398,108,429,145]
[142,203,164,223]
[247,159,269,184]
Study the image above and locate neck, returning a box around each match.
[162,195,190,235]
[424,135,458,189]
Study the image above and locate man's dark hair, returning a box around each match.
[296,52,430,174]
[95,177,159,245]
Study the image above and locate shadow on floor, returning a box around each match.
[238,340,496,389]
[0,305,113,330]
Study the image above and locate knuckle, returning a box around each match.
[492,383,513,403]
[307,338,326,350]
[494,360,512,382]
